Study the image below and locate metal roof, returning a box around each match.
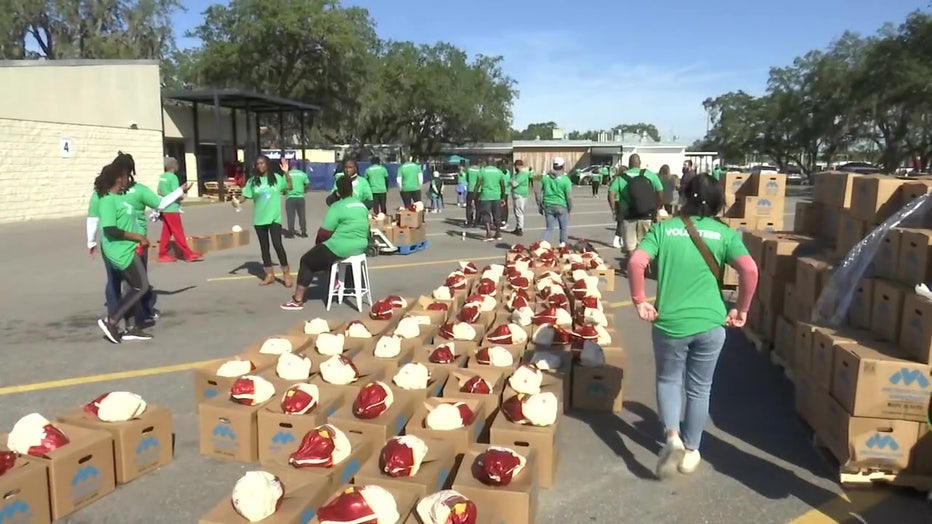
[513,139,687,149]
[161,88,321,113]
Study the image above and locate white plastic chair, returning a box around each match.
[326,254,373,311]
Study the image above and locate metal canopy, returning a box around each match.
[161,88,321,113]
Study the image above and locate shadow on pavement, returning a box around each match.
[153,286,197,296]
[569,403,661,481]
[227,261,265,280]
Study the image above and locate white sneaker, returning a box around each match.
[611,236,621,249]
[656,434,686,479]
[679,449,701,474]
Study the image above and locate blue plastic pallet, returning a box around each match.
[396,240,429,255]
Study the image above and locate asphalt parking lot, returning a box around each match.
[0,186,928,523]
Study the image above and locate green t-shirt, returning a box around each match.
[457,171,467,185]
[478,166,505,201]
[638,217,750,337]
[242,174,288,226]
[399,162,422,191]
[540,173,572,207]
[88,192,101,217]
[608,168,664,216]
[365,165,389,193]
[466,167,481,191]
[322,197,371,258]
[158,172,182,212]
[124,182,161,234]
[98,193,140,270]
[286,169,309,198]
[712,168,724,181]
[333,173,373,202]
[512,170,530,197]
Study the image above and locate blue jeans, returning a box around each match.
[652,325,726,450]
[542,205,568,244]
[104,251,156,323]
[430,195,444,210]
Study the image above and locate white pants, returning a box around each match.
[512,195,526,229]
[621,219,652,253]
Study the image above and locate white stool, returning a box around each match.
[326,254,373,311]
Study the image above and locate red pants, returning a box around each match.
[159,212,194,259]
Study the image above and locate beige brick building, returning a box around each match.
[0,60,164,224]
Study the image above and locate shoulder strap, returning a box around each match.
[640,168,647,176]
[682,216,722,287]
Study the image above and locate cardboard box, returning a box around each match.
[763,234,817,278]
[304,484,419,524]
[896,228,932,285]
[743,196,785,218]
[836,211,867,256]
[516,351,572,407]
[198,396,270,462]
[392,368,450,406]
[742,230,775,267]
[760,301,778,341]
[399,210,424,228]
[900,292,932,365]
[723,172,749,195]
[451,445,539,524]
[233,229,250,247]
[214,231,236,250]
[753,217,784,233]
[832,342,932,422]
[410,225,427,243]
[794,371,817,428]
[819,396,920,470]
[817,206,843,247]
[57,404,173,485]
[749,173,787,199]
[757,274,786,312]
[405,399,487,456]
[0,424,116,520]
[394,227,416,246]
[773,316,796,365]
[309,361,386,406]
[488,410,559,489]
[193,355,278,407]
[571,347,626,412]
[189,235,216,253]
[0,452,51,524]
[814,171,862,208]
[326,393,415,445]
[810,329,861,390]
[443,368,507,416]
[874,228,903,280]
[352,345,416,378]
[848,278,875,330]
[870,279,908,343]
[723,218,752,234]
[257,397,343,466]
[913,425,932,475]
[722,193,743,217]
[795,256,834,307]
[793,323,817,374]
[199,476,332,524]
[264,432,374,493]
[793,201,822,235]
[780,284,796,324]
[354,438,456,497]
[589,266,616,292]
[851,176,905,222]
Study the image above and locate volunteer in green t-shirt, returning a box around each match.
[627,173,759,479]
[510,159,531,236]
[396,158,423,208]
[499,162,512,228]
[474,161,507,242]
[281,175,371,311]
[591,166,608,197]
[94,164,154,344]
[87,186,123,318]
[712,165,724,181]
[365,157,390,215]
[536,157,573,246]
[456,163,468,207]
[608,154,664,252]
[330,160,373,208]
[155,156,201,262]
[234,155,294,286]
[464,164,482,226]
[283,161,310,238]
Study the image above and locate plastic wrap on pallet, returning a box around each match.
[813,193,932,327]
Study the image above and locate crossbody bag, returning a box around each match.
[682,216,723,288]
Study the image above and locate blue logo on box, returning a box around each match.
[437,468,450,491]
[204,388,218,399]
[0,500,31,524]
[269,430,295,453]
[340,458,360,484]
[70,465,102,501]
[866,434,899,451]
[889,369,931,388]
[300,507,316,524]
[394,415,408,435]
[135,436,160,468]
[211,423,238,451]
[586,382,608,396]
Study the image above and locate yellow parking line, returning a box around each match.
[0,360,218,396]
[206,256,505,282]
[789,490,891,523]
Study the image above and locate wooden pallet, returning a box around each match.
[396,240,429,255]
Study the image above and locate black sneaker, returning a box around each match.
[97,318,121,344]
[281,299,305,311]
[298,232,308,238]
[122,328,153,341]
[494,234,503,241]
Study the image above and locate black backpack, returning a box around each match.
[622,169,656,219]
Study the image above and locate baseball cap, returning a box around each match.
[553,157,565,168]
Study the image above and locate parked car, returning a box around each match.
[749,165,779,175]
[835,162,883,174]
[571,165,609,185]
[435,163,462,185]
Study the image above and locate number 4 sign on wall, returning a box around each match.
[59,137,73,158]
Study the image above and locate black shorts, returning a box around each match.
[478,199,502,225]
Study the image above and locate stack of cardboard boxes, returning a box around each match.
[154,228,251,257]
[718,172,788,285]
[745,171,932,478]
[372,209,429,248]
[195,250,622,523]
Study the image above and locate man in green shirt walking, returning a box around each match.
[608,154,664,253]
[396,157,423,208]
[474,160,507,241]
[510,159,531,236]
[283,160,310,237]
[536,157,573,246]
[365,157,390,215]
[464,162,482,227]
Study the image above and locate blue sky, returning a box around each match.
[175,0,928,142]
